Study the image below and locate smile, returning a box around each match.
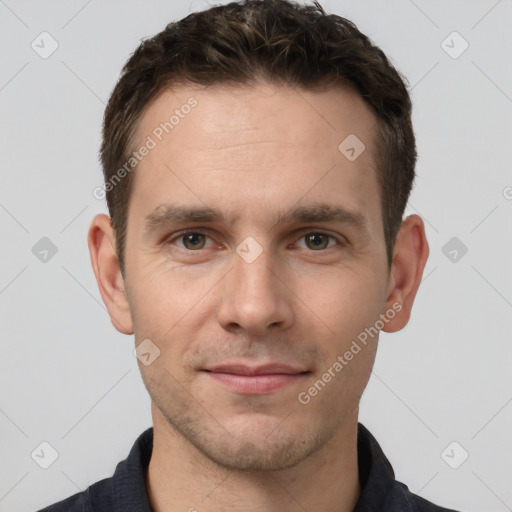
[203,364,310,394]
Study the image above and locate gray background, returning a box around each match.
[1,0,511,510]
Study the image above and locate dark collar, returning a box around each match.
[102,423,452,512]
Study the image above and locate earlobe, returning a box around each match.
[87,214,134,335]
[381,214,429,333]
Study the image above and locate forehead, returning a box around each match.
[136,81,378,157]
[128,82,381,231]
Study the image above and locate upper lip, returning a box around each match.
[204,363,309,375]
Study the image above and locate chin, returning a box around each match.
[191,419,326,472]
[203,438,318,472]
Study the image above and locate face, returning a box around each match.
[110,83,396,470]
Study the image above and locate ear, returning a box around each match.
[87,213,134,335]
[381,214,429,333]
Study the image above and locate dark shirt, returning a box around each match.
[35,423,460,511]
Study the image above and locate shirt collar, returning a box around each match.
[353,422,402,510]
[112,426,154,512]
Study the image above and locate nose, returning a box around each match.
[216,248,295,336]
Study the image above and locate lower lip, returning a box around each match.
[204,371,307,394]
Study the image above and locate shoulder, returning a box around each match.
[412,493,461,512]
[356,423,462,512]
[33,427,153,512]
[34,475,113,512]
[389,480,462,512]
[35,492,84,512]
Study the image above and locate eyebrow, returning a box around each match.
[143,202,368,235]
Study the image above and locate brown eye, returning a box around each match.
[304,233,331,250]
[182,233,206,250]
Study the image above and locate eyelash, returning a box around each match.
[163,229,346,253]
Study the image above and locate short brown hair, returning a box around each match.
[100,0,416,278]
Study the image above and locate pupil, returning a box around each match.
[308,234,326,249]
[185,233,203,249]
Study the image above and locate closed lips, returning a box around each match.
[203,364,309,375]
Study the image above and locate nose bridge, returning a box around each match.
[217,245,294,334]
[234,246,276,298]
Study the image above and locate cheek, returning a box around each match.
[129,261,216,328]
[297,336,378,427]
[127,267,222,376]
[296,266,385,341]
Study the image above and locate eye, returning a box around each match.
[295,232,341,251]
[169,231,216,250]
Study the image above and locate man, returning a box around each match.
[37,0,460,510]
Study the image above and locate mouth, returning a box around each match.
[202,363,310,395]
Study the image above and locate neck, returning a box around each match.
[146,407,361,512]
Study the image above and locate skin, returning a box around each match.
[88,82,429,512]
